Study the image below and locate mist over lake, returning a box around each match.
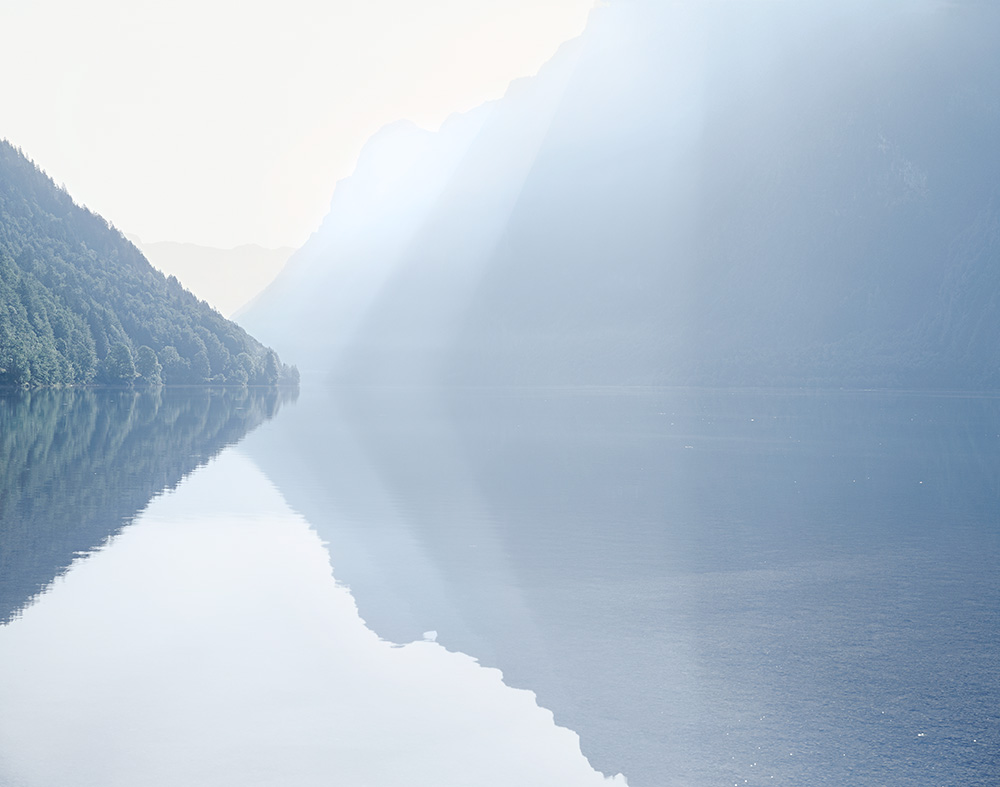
[3,0,1000,784]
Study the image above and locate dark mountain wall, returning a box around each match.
[0,140,297,387]
[243,0,1000,389]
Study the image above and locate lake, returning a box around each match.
[1,385,997,786]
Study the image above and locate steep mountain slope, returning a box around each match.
[0,141,297,386]
[243,0,1000,389]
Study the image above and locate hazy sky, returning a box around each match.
[0,0,594,249]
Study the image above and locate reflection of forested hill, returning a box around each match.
[0,140,296,386]
[0,387,294,624]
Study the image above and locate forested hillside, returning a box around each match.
[0,140,297,387]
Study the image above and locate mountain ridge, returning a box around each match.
[241,0,1000,390]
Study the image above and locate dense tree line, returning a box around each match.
[0,140,298,387]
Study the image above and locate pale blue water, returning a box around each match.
[1,386,998,786]
[244,386,1000,786]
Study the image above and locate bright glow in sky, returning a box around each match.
[0,0,594,249]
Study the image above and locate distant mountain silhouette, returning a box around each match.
[243,0,1000,389]
[131,238,294,318]
[0,141,297,386]
[0,386,294,625]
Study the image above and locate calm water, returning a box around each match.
[1,385,998,786]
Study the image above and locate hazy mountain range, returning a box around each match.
[129,238,294,318]
[242,0,1000,389]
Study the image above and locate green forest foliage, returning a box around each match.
[0,385,294,623]
[0,140,298,387]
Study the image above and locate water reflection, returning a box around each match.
[1,385,997,786]
[243,385,1000,787]
[0,449,623,787]
[0,386,293,624]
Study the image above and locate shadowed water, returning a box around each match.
[243,385,1000,786]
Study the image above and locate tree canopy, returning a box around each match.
[0,140,298,387]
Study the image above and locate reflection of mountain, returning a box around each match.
[244,1,1000,388]
[0,387,294,624]
[244,385,1000,787]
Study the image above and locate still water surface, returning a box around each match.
[1,386,998,786]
